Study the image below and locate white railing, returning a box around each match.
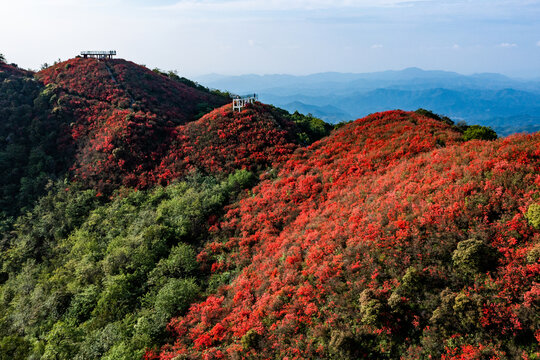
[233,94,258,111]
[80,51,117,59]
[81,51,116,56]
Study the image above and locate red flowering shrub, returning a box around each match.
[150,110,540,359]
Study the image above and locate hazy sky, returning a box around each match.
[1,0,539,78]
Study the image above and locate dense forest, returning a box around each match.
[0,55,538,359]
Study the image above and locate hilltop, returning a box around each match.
[37,58,227,122]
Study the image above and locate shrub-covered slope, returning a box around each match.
[2,56,538,359]
[2,57,319,217]
[1,57,242,226]
[0,171,256,359]
[37,58,226,122]
[148,110,540,359]
[35,58,232,193]
[0,62,66,226]
[33,59,319,193]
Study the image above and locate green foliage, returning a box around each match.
[0,170,255,358]
[451,239,498,277]
[525,203,540,229]
[286,110,334,145]
[67,285,99,324]
[415,108,454,125]
[2,184,99,270]
[93,274,138,325]
[241,329,261,350]
[148,243,198,287]
[428,289,483,349]
[388,267,425,311]
[154,278,199,318]
[0,335,31,360]
[0,68,72,229]
[358,289,383,326]
[42,321,82,360]
[526,243,540,264]
[0,53,5,63]
[463,125,498,141]
[414,110,498,141]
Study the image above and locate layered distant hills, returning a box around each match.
[0,57,539,360]
[195,68,540,136]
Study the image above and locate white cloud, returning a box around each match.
[371,44,384,49]
[498,42,517,47]
[452,44,460,50]
[155,0,424,12]
[537,40,540,47]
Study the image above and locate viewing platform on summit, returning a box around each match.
[233,94,258,111]
[80,51,117,60]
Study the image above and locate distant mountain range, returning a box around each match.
[195,68,540,136]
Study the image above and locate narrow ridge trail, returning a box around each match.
[103,61,136,108]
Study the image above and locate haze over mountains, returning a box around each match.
[196,68,540,136]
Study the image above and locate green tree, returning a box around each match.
[525,203,540,229]
[452,239,498,277]
[0,335,31,360]
[42,321,82,360]
[415,108,454,125]
[154,278,200,318]
[463,125,497,141]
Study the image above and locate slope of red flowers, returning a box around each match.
[37,57,226,122]
[148,111,540,359]
[35,58,299,192]
[150,103,298,186]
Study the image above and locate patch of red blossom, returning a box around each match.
[149,110,540,359]
[441,342,505,360]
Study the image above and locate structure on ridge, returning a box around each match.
[80,51,117,60]
[233,94,258,111]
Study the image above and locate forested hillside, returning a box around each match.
[0,56,538,359]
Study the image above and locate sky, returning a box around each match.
[1,0,540,78]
